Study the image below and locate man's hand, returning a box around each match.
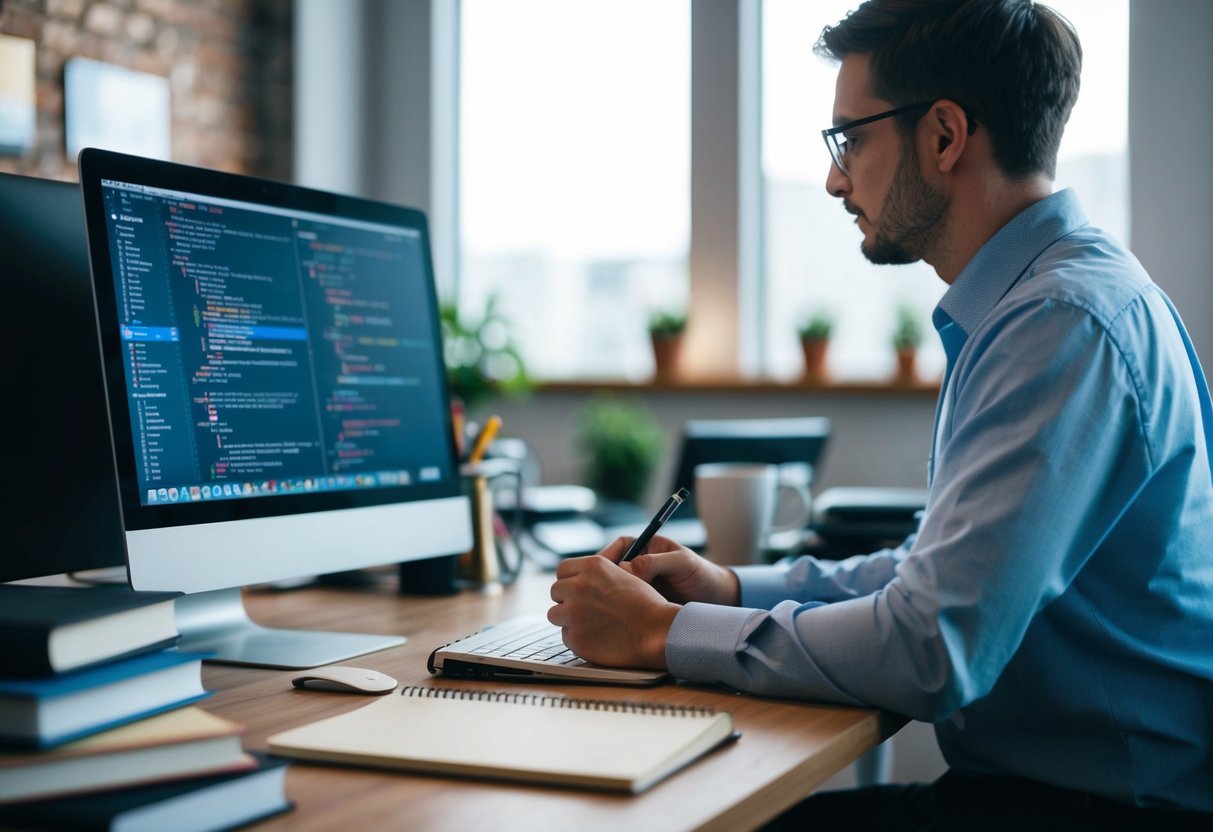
[548,554,678,668]
[546,536,740,669]
[612,535,741,607]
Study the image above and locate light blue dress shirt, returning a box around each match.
[666,190,1213,812]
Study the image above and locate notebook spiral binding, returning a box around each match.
[401,686,715,717]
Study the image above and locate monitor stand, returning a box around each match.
[174,587,405,669]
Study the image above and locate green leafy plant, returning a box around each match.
[891,304,924,351]
[797,309,836,341]
[647,310,687,338]
[576,395,665,504]
[440,295,530,411]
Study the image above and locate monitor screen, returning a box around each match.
[78,149,471,667]
[0,173,126,582]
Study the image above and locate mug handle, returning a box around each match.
[770,480,812,533]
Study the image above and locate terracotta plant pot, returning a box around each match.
[800,337,830,381]
[894,348,918,383]
[650,333,683,380]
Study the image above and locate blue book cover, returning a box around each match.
[0,651,211,748]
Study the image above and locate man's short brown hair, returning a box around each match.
[816,0,1082,180]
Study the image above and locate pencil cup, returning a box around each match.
[460,472,503,595]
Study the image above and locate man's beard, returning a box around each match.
[860,146,948,266]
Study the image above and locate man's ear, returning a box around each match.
[925,100,970,174]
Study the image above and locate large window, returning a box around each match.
[459,0,690,381]
[761,0,1129,382]
[453,1,1128,384]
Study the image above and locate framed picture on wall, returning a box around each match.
[65,58,170,159]
[0,34,36,155]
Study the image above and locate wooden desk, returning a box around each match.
[203,570,902,832]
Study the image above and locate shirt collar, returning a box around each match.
[935,188,1089,340]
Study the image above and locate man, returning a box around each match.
[547,0,1213,828]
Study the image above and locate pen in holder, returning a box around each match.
[463,473,501,594]
[458,458,518,595]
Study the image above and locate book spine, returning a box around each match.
[4,626,55,677]
[399,686,716,717]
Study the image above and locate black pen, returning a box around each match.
[619,488,691,563]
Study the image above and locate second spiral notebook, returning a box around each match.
[267,686,736,794]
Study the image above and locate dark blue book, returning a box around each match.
[0,650,209,748]
[0,751,291,831]
[0,584,180,678]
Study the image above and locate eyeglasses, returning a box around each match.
[821,102,933,175]
[822,100,976,175]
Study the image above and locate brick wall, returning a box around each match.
[0,0,292,181]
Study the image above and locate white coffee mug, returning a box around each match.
[694,462,812,566]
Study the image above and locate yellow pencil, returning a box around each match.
[467,415,502,464]
[451,402,466,457]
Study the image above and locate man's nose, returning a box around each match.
[825,161,849,198]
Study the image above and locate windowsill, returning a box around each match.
[533,376,941,396]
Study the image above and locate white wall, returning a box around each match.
[293,1,435,208]
[1129,0,1213,368]
[293,0,367,193]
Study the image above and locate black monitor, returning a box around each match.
[0,173,126,583]
[670,417,831,520]
[78,149,472,668]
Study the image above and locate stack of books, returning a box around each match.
[0,584,292,831]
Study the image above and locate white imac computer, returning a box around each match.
[78,148,472,669]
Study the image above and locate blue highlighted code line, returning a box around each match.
[121,325,180,342]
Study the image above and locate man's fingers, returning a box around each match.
[554,553,601,579]
[598,536,635,563]
[631,549,683,579]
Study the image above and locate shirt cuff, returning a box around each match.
[666,601,763,684]
[733,564,790,610]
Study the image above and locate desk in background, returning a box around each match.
[202,570,903,831]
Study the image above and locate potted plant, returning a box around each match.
[647,310,687,381]
[891,304,924,383]
[440,294,531,412]
[576,394,665,505]
[797,309,835,381]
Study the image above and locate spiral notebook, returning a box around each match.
[267,686,736,794]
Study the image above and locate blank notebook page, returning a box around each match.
[268,686,735,794]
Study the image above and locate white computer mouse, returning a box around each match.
[291,666,398,695]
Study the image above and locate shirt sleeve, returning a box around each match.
[732,538,913,610]
[666,296,1153,721]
